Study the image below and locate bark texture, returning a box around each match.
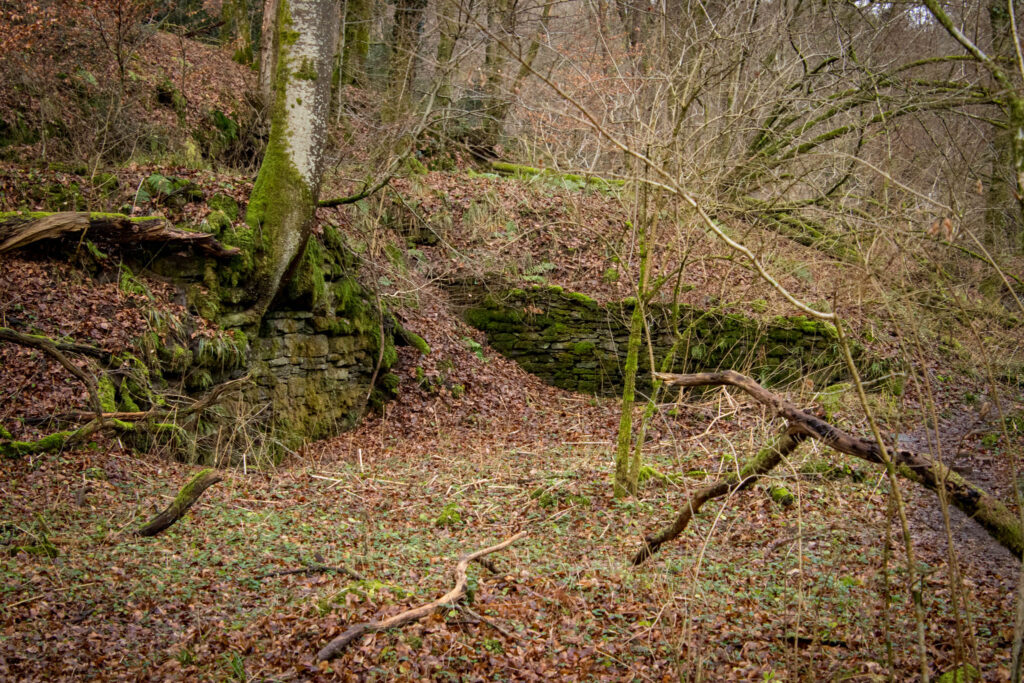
[655,370,1024,559]
[226,0,340,327]
[387,0,428,113]
[0,212,238,257]
[258,0,280,106]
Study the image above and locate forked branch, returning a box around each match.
[651,371,1023,559]
[316,530,527,661]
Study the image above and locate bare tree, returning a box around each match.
[223,0,340,327]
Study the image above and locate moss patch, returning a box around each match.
[459,284,892,396]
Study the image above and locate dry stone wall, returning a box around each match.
[245,310,377,444]
[460,284,889,396]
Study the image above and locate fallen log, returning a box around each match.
[648,370,1023,559]
[0,211,239,257]
[137,468,223,537]
[316,530,527,661]
[633,428,806,564]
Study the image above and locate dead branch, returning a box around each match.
[0,327,112,364]
[633,429,806,564]
[137,468,223,537]
[0,212,239,257]
[654,370,1024,559]
[254,564,365,582]
[0,326,103,419]
[316,530,527,661]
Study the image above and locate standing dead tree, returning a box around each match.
[632,370,1024,563]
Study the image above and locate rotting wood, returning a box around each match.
[633,428,806,564]
[0,212,239,257]
[650,370,1024,559]
[316,530,527,661]
[137,468,223,537]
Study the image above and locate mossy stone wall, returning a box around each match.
[243,310,376,443]
[135,222,388,448]
[460,285,885,396]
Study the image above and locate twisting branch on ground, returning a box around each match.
[644,370,1023,560]
[316,530,527,661]
[0,326,104,422]
[633,428,806,564]
[0,323,251,458]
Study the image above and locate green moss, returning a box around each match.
[0,424,10,439]
[294,57,317,80]
[602,267,619,283]
[637,464,681,486]
[404,155,428,175]
[937,664,980,683]
[118,266,152,298]
[563,290,599,307]
[97,375,117,412]
[572,341,595,355]
[204,210,233,235]
[767,485,795,506]
[118,378,141,412]
[382,336,398,367]
[404,331,431,355]
[91,172,119,194]
[1,430,77,458]
[285,236,328,308]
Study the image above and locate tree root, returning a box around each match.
[137,468,223,536]
[647,370,1023,560]
[316,530,527,661]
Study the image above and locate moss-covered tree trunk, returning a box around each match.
[613,198,651,498]
[222,0,255,64]
[225,0,340,328]
[340,0,369,87]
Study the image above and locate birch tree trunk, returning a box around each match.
[224,0,340,328]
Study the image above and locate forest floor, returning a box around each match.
[1,25,1023,678]
[0,239,1021,680]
